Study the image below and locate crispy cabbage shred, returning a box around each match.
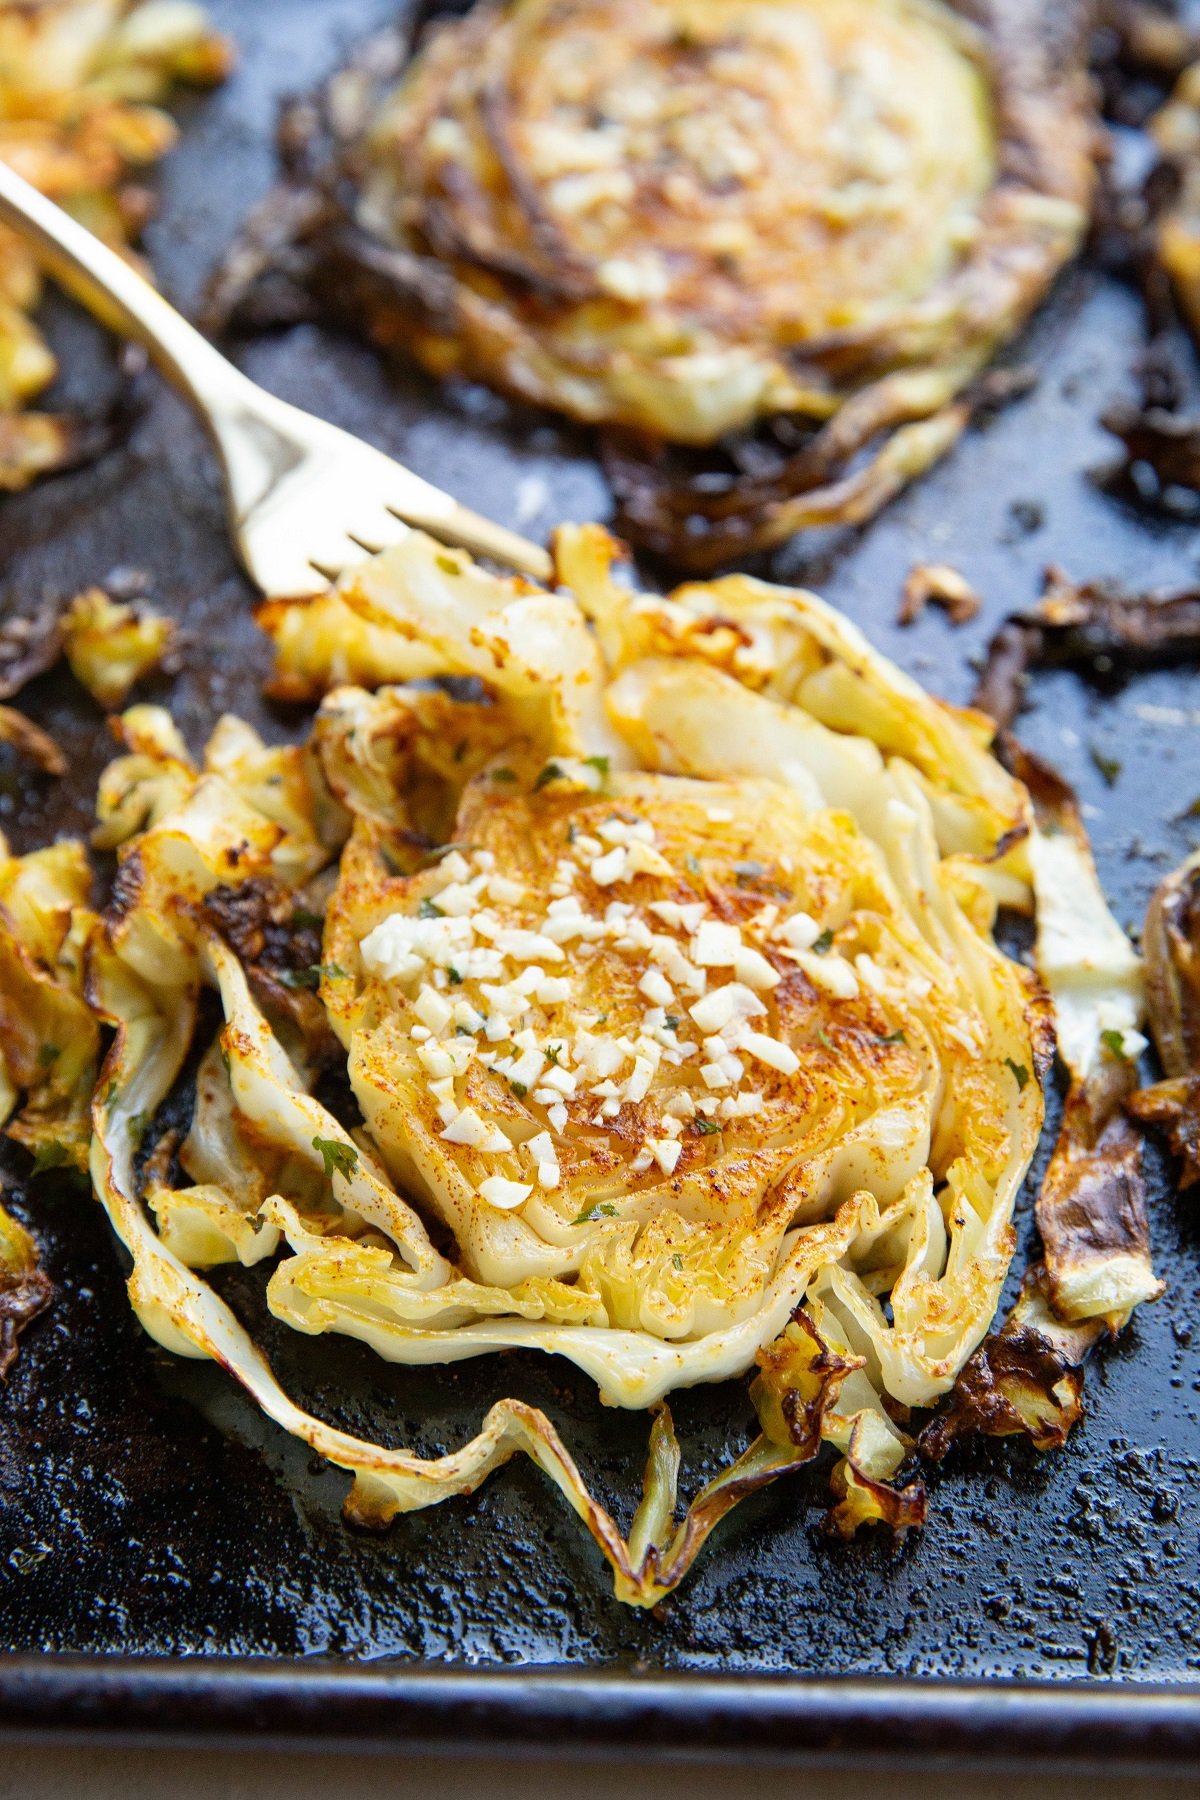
[0,0,231,490]
[1,524,1161,1605]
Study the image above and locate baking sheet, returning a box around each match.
[0,0,1197,1749]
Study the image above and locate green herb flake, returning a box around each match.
[279,964,321,990]
[127,1111,150,1149]
[812,928,834,954]
[545,1042,562,1065]
[534,761,565,791]
[693,1117,722,1136]
[447,967,463,986]
[492,767,518,784]
[878,1029,906,1045]
[1005,1056,1031,1090]
[664,1015,681,1032]
[418,898,445,920]
[1100,1028,1130,1063]
[672,1253,684,1272]
[509,1079,529,1099]
[1089,746,1121,788]
[36,1043,61,1069]
[291,907,324,930]
[312,1135,359,1181]
[31,1142,69,1176]
[818,1029,835,1051]
[686,854,702,877]
[321,962,349,981]
[583,754,611,787]
[572,1202,619,1225]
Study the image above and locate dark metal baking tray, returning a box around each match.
[0,0,1198,1769]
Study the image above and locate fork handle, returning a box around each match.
[0,158,256,421]
[0,159,555,585]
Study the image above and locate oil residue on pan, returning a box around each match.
[0,0,1198,1677]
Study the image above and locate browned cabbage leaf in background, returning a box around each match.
[208,0,1095,569]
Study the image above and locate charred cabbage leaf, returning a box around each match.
[1128,847,1200,1187]
[0,1195,53,1380]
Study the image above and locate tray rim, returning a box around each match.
[0,1658,1197,1772]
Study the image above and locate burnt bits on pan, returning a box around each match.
[971,563,1200,731]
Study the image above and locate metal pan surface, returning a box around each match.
[0,0,1197,1767]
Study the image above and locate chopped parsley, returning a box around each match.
[534,761,565,791]
[492,767,518,784]
[418,897,445,920]
[279,965,321,990]
[818,1029,835,1051]
[321,963,349,981]
[127,1111,150,1148]
[664,1015,681,1032]
[447,967,463,986]
[812,928,834,954]
[1089,746,1121,788]
[572,1202,619,1225]
[878,1030,906,1045]
[509,1079,529,1099]
[1005,1056,1031,1090]
[31,1142,70,1176]
[693,1117,722,1136]
[672,1253,684,1272]
[313,1136,359,1181]
[545,1042,563,1065]
[36,1043,60,1068]
[1100,1028,1130,1063]
[583,754,611,790]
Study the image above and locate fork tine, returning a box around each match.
[384,500,555,583]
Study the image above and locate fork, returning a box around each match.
[0,160,554,593]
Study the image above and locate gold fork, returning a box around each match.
[0,161,554,592]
